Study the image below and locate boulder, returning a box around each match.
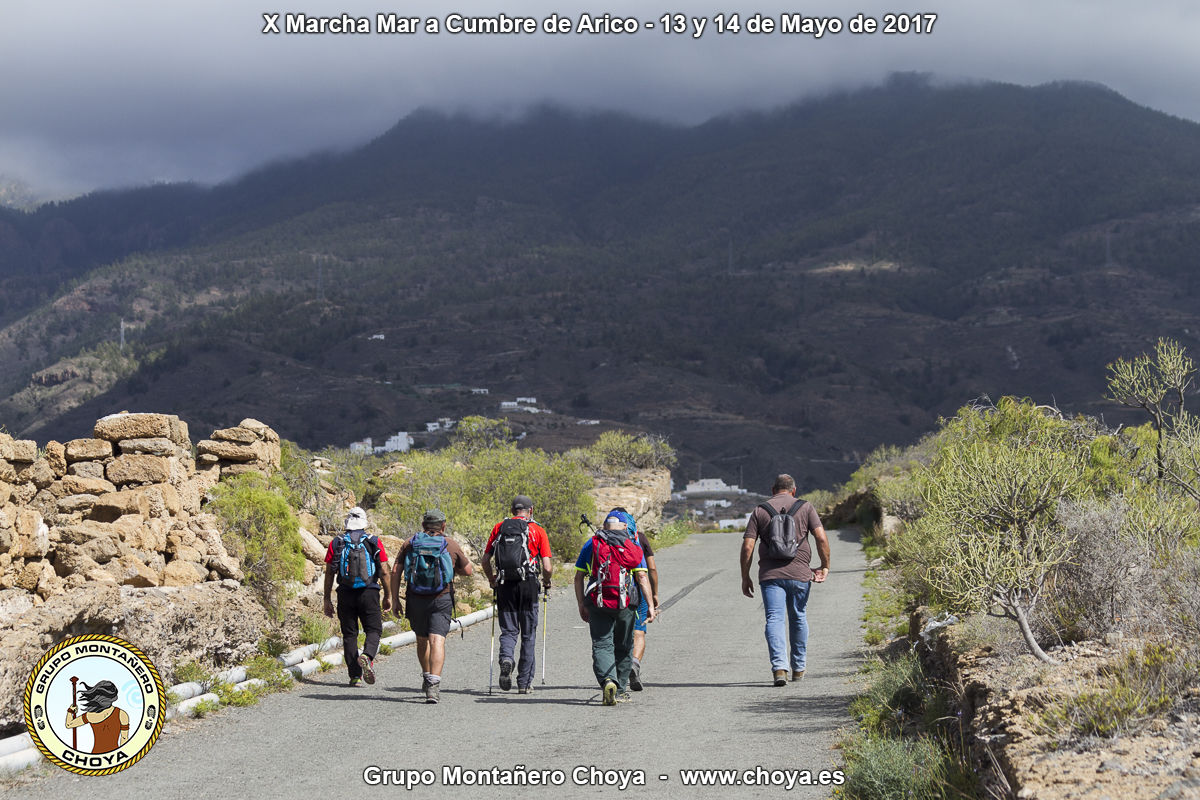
[196,439,262,463]
[44,442,67,477]
[68,461,107,480]
[65,438,113,462]
[8,439,37,463]
[205,555,243,581]
[106,454,171,486]
[15,560,42,591]
[57,494,99,514]
[114,555,160,587]
[11,482,36,505]
[137,484,181,518]
[90,489,152,521]
[81,535,121,565]
[17,458,56,490]
[112,514,169,553]
[51,544,101,578]
[0,460,15,483]
[0,433,11,461]
[298,527,326,564]
[238,418,280,443]
[63,475,118,496]
[117,437,179,457]
[11,510,49,558]
[211,427,259,444]
[161,560,206,586]
[94,413,174,443]
[35,565,64,600]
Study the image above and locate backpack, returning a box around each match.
[335,531,378,588]
[404,532,454,595]
[757,500,808,561]
[493,518,535,584]
[584,530,645,610]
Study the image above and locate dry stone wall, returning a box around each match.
[0,413,283,733]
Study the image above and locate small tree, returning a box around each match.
[1106,337,1195,479]
[907,400,1090,663]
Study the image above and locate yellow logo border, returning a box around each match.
[23,634,167,776]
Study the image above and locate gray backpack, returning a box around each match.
[757,500,807,560]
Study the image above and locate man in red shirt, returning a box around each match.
[481,495,553,694]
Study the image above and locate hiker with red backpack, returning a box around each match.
[323,507,391,687]
[481,495,553,694]
[392,509,473,703]
[740,474,830,687]
[574,509,657,706]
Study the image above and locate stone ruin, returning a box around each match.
[0,413,284,733]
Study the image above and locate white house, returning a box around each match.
[718,514,752,530]
[499,401,519,411]
[425,422,441,432]
[516,396,537,405]
[471,388,489,395]
[378,432,412,453]
[349,437,372,454]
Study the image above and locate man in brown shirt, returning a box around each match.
[740,474,830,686]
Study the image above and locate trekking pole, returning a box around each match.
[488,600,496,695]
[540,588,549,685]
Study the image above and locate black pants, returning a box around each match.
[337,586,382,679]
[497,580,540,688]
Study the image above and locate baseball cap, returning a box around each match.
[511,495,534,511]
[422,509,447,525]
[344,507,368,530]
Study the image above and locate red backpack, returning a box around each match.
[585,531,645,610]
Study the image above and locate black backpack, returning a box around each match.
[757,500,807,561]
[493,518,535,584]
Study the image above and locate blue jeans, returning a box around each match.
[761,579,811,672]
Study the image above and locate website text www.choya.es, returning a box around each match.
[363,764,846,790]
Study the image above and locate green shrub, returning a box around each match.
[244,654,292,691]
[212,680,263,707]
[208,472,306,622]
[850,651,924,735]
[299,612,334,646]
[190,698,221,718]
[841,732,958,800]
[172,660,212,688]
[568,429,677,474]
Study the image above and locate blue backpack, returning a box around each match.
[404,532,454,595]
[336,531,379,588]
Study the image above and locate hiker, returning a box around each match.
[574,509,657,705]
[392,509,473,703]
[481,495,553,694]
[323,506,391,687]
[740,474,830,686]
[607,508,659,692]
[65,680,128,753]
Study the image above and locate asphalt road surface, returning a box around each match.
[9,527,866,799]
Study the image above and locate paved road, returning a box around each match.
[9,527,865,799]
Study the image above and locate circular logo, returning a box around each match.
[24,634,166,776]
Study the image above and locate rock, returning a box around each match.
[11,509,49,558]
[81,535,121,565]
[196,439,262,463]
[161,560,206,586]
[588,468,672,533]
[139,484,181,518]
[94,413,175,443]
[0,460,15,483]
[205,555,243,581]
[0,433,11,461]
[90,489,152,522]
[15,560,42,591]
[12,482,36,505]
[18,458,56,490]
[65,438,114,462]
[106,454,172,486]
[63,475,118,496]
[0,481,10,506]
[0,588,36,627]
[8,439,37,463]
[114,555,160,587]
[44,442,67,477]
[211,427,260,444]
[197,453,220,467]
[238,419,279,443]
[55,491,97,515]
[173,545,204,563]
[299,527,326,564]
[52,544,101,578]
[35,565,63,600]
[68,461,108,480]
[116,437,179,457]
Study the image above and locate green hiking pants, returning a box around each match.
[588,605,636,691]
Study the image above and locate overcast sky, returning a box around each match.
[3,1,1199,196]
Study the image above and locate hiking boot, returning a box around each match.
[348,677,361,687]
[792,670,805,682]
[616,691,633,703]
[518,686,533,695]
[602,680,618,706]
[773,670,788,687]
[359,654,375,685]
[424,681,440,704]
[499,660,514,691]
[629,663,643,692]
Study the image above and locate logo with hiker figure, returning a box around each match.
[24,634,166,776]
